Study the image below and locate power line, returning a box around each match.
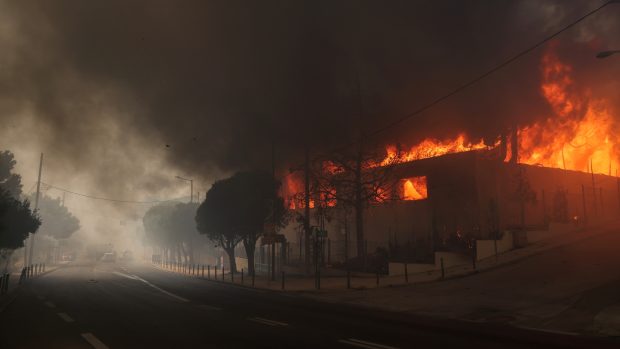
[332,0,615,153]
[41,182,189,204]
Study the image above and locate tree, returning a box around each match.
[233,171,287,276]
[143,203,176,259]
[0,189,40,271]
[196,171,288,274]
[0,150,23,198]
[28,194,80,240]
[196,177,243,273]
[312,144,399,260]
[170,202,200,264]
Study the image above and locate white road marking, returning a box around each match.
[247,317,288,327]
[112,271,137,280]
[44,301,56,308]
[57,312,74,323]
[338,339,399,349]
[199,304,222,311]
[131,274,189,302]
[81,332,109,349]
[515,326,579,336]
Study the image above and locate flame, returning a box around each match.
[381,47,618,176]
[381,134,492,166]
[518,49,617,174]
[402,177,427,200]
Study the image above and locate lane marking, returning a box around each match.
[199,304,222,311]
[81,332,109,349]
[57,312,74,323]
[112,271,138,280]
[131,274,189,302]
[515,326,579,336]
[44,301,56,308]
[247,317,288,327]
[338,339,400,349]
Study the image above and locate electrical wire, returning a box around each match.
[329,0,616,154]
[41,182,189,204]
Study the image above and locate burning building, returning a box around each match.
[280,47,620,264]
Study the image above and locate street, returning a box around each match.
[1,262,617,349]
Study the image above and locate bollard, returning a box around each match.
[347,270,351,289]
[441,257,445,279]
[214,265,217,280]
[252,270,255,287]
[208,265,211,279]
[202,265,205,278]
[241,269,244,284]
[281,271,285,290]
[404,263,409,283]
[221,266,224,281]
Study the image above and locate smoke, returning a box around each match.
[0,0,618,230]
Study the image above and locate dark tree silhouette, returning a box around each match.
[196,171,287,274]
[0,150,23,198]
[0,189,40,270]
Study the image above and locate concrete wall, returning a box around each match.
[476,231,514,261]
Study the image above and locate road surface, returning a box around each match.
[1,262,616,348]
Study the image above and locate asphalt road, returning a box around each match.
[1,261,617,349]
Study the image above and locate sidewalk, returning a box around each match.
[155,221,620,293]
[0,264,60,312]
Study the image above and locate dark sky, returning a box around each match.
[0,0,619,194]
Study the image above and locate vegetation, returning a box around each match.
[143,202,201,264]
[196,171,287,275]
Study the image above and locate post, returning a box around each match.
[281,271,285,290]
[208,265,211,279]
[582,184,588,224]
[202,265,205,278]
[327,238,331,265]
[347,270,351,289]
[221,265,224,281]
[27,153,43,267]
[404,263,409,283]
[472,240,477,271]
[214,265,217,280]
[241,268,244,284]
[591,159,598,218]
[252,269,255,287]
[542,189,547,224]
[231,268,234,283]
[440,257,445,279]
[600,187,604,218]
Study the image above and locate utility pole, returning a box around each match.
[304,147,311,275]
[27,153,43,267]
[271,140,276,281]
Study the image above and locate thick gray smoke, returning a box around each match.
[0,0,619,195]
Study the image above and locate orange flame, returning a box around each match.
[403,176,428,200]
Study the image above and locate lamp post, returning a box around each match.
[596,50,620,59]
[175,176,193,203]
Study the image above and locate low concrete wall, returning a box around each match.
[476,231,514,261]
[388,252,470,276]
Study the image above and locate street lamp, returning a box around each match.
[596,50,620,59]
[175,176,193,203]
